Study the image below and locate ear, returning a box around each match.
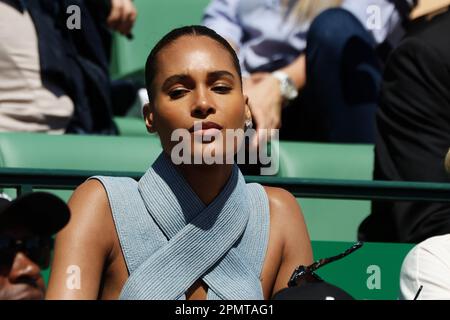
[142,103,157,133]
[445,148,450,174]
[244,95,252,122]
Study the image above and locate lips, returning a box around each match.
[188,121,223,133]
[7,284,45,300]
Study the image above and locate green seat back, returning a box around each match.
[278,142,374,179]
[278,142,374,242]
[114,116,148,137]
[0,133,374,241]
[312,241,413,300]
[0,133,160,171]
[0,132,162,201]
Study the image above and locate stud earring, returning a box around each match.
[245,119,253,131]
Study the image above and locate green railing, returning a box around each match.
[1,167,450,202]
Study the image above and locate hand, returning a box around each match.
[107,0,137,36]
[244,73,283,130]
[243,73,283,150]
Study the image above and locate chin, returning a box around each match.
[10,287,45,300]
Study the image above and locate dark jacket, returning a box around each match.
[359,10,450,243]
[3,0,117,134]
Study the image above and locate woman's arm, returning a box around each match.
[341,0,415,44]
[263,187,313,297]
[244,54,306,132]
[279,54,307,91]
[46,180,114,299]
[107,0,137,36]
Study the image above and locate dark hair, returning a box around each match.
[145,25,242,100]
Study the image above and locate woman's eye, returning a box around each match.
[168,88,188,99]
[212,85,232,94]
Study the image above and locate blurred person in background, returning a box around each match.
[203,0,416,143]
[399,234,450,300]
[0,192,70,300]
[399,149,450,299]
[359,0,450,243]
[0,0,137,134]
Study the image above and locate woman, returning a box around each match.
[203,0,415,142]
[46,25,312,300]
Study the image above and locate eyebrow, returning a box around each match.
[207,70,235,82]
[161,70,235,91]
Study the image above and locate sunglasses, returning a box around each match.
[0,235,54,269]
[288,241,364,287]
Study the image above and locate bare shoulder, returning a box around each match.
[263,186,305,226]
[69,178,109,209]
[263,186,298,206]
[261,186,313,296]
[262,185,311,253]
[46,179,115,299]
[65,178,115,251]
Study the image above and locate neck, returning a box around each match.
[176,163,234,206]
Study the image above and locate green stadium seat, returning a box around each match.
[0,132,161,201]
[0,132,160,172]
[0,133,374,179]
[278,142,374,242]
[278,142,373,179]
[312,241,413,300]
[0,132,374,241]
[114,116,148,136]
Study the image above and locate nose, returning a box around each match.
[191,87,216,118]
[8,252,42,286]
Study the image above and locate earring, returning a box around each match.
[245,119,253,130]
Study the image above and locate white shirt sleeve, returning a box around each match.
[341,0,416,44]
[399,235,450,300]
[202,0,243,48]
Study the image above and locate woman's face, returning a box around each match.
[144,35,249,162]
